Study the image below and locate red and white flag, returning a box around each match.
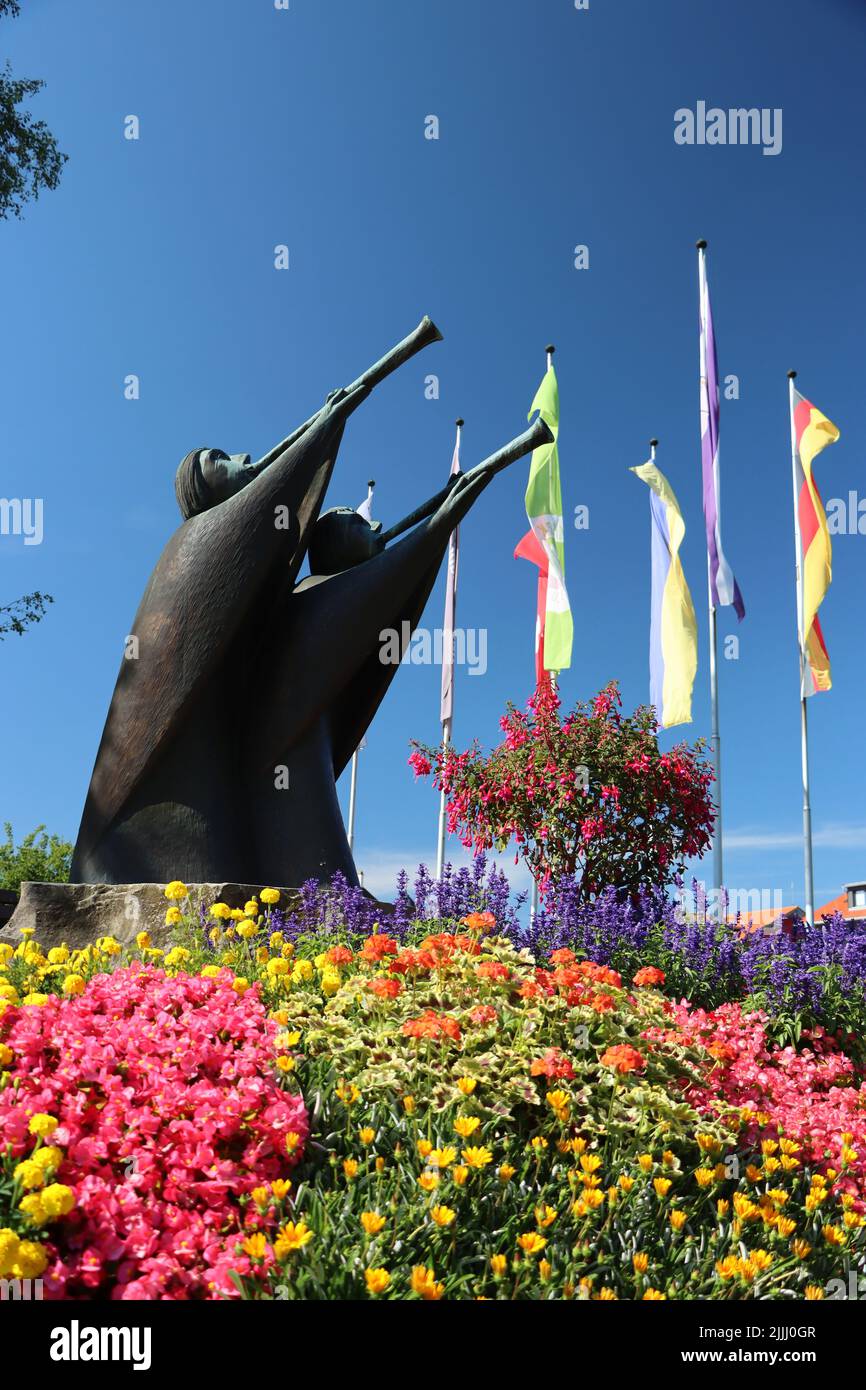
[515,527,549,688]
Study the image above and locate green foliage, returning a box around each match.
[0,1,67,221]
[0,592,53,640]
[0,823,72,892]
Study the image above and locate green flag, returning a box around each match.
[525,364,572,672]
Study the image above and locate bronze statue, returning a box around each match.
[71,319,552,887]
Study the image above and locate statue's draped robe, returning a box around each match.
[72,392,493,887]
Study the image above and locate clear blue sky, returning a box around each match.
[2,0,864,906]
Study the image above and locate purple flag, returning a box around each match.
[439,433,461,724]
[699,251,745,621]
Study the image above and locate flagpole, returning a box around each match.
[436,419,463,880]
[697,239,724,894]
[529,347,558,924]
[347,481,376,856]
[787,369,814,926]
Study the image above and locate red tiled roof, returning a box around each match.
[816,892,866,921]
[724,906,802,932]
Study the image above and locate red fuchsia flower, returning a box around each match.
[367,976,402,1000]
[401,1010,462,1043]
[359,934,399,964]
[633,966,666,987]
[529,1048,575,1081]
[407,748,432,777]
[0,966,308,1301]
[599,1044,646,1075]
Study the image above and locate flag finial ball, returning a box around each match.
[650,438,659,448]
[367,479,375,488]
[545,344,556,355]
[455,418,464,428]
[696,239,708,250]
[787,370,798,380]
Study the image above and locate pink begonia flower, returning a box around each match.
[0,964,308,1299]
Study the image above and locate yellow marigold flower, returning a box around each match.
[244,900,260,918]
[200,964,221,979]
[242,1233,268,1260]
[0,1229,21,1277]
[210,902,232,920]
[430,1204,456,1228]
[535,1204,557,1228]
[0,1042,13,1066]
[358,1127,375,1146]
[417,1139,433,1158]
[403,1095,416,1115]
[28,1113,58,1138]
[60,973,86,997]
[411,1266,444,1301]
[275,1055,295,1074]
[804,1284,824,1300]
[281,942,295,960]
[490,1254,507,1277]
[653,1177,672,1198]
[165,907,184,927]
[229,909,245,921]
[452,1165,468,1186]
[268,958,290,977]
[47,946,69,964]
[32,1146,62,1174]
[428,1147,457,1169]
[342,1158,359,1180]
[292,959,314,983]
[11,1240,47,1280]
[791,1239,812,1259]
[22,993,49,1006]
[231,977,250,995]
[454,1115,480,1139]
[642,1288,666,1300]
[361,1211,386,1235]
[619,1175,635,1193]
[462,1147,494,1169]
[365,1267,391,1296]
[670,1209,687,1231]
[260,888,280,906]
[633,1252,649,1274]
[320,970,341,996]
[457,1077,477,1095]
[517,1232,547,1255]
[36,1183,74,1219]
[14,1159,44,1190]
[237,922,258,940]
[638,1154,653,1173]
[498,1164,516,1182]
[164,880,189,901]
[418,1172,439,1192]
[274,1220,313,1256]
[0,983,19,1004]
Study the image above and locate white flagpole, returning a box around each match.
[529,347,559,924]
[787,369,815,926]
[697,240,724,894]
[347,482,376,856]
[436,420,463,880]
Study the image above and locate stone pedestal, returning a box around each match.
[0,882,303,952]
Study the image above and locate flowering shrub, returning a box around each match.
[410,681,715,899]
[0,963,308,1299]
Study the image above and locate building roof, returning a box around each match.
[816,891,866,921]
[724,906,803,932]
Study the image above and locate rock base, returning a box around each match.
[0,882,303,951]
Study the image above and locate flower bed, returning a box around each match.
[2,887,865,1300]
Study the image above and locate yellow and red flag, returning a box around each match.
[792,387,841,696]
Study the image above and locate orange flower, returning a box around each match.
[461,911,496,934]
[599,1045,645,1075]
[633,966,665,987]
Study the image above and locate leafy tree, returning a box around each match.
[0,822,72,891]
[410,680,715,901]
[0,590,53,639]
[0,0,67,220]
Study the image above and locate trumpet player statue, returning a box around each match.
[71,319,552,888]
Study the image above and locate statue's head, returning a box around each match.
[308,507,384,575]
[175,448,255,519]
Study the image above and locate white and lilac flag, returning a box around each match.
[356,481,375,523]
[439,432,462,725]
[699,252,745,621]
